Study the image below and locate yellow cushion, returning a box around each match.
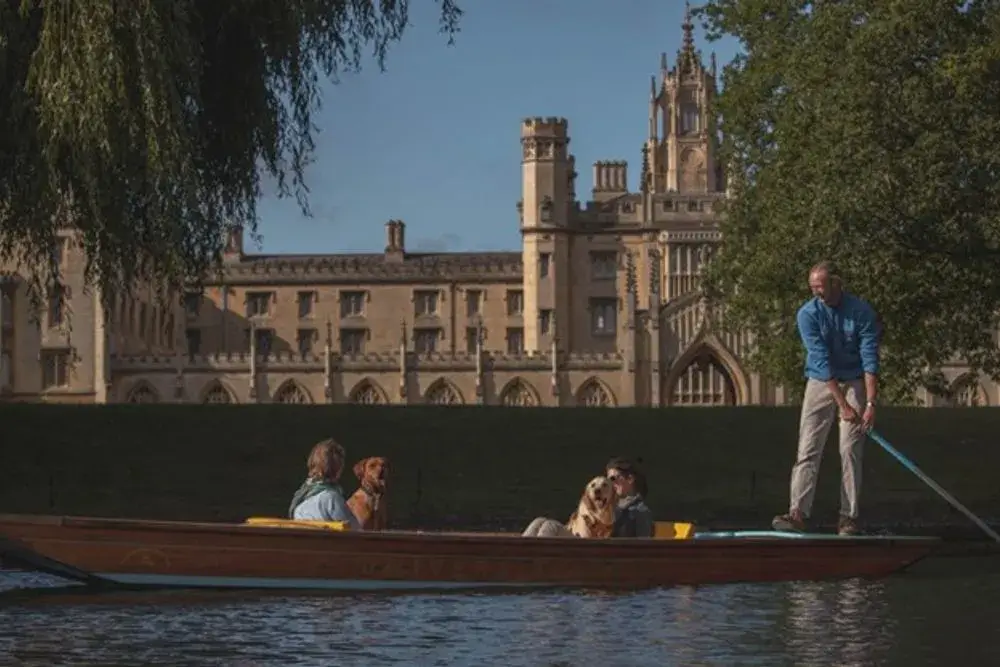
[244,517,350,531]
[653,521,695,539]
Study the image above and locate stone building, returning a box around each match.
[0,13,991,407]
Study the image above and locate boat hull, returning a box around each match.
[0,514,940,592]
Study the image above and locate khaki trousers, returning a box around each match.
[789,378,867,520]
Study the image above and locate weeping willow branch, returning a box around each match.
[0,0,462,305]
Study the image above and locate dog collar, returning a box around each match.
[361,482,383,510]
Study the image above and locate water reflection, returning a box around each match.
[0,570,998,666]
[781,578,894,667]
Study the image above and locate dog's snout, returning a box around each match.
[590,482,609,503]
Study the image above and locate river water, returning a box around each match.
[1,559,998,666]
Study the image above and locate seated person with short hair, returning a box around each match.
[288,438,362,530]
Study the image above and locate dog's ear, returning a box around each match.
[582,488,597,513]
[352,458,368,480]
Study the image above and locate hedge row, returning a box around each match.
[1,404,996,533]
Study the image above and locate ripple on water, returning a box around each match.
[1,568,999,667]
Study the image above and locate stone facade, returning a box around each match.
[0,13,991,407]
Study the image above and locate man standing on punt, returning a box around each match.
[772,261,881,537]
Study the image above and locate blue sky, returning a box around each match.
[253,0,742,255]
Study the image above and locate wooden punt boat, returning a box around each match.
[0,513,941,593]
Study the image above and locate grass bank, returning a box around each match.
[1,405,997,535]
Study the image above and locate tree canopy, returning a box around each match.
[0,0,462,301]
[696,0,1000,404]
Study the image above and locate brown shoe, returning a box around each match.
[772,510,806,533]
[838,515,861,536]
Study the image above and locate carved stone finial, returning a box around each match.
[639,144,651,195]
[568,154,577,200]
[649,247,661,296]
[626,251,637,295]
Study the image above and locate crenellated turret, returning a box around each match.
[520,116,574,355]
[520,117,571,228]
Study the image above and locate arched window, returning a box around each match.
[126,384,159,403]
[577,379,614,407]
[426,380,462,405]
[499,379,539,407]
[349,380,386,404]
[202,383,233,404]
[668,348,737,406]
[274,381,310,404]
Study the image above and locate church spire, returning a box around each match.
[679,1,697,74]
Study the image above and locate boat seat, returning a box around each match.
[653,521,695,540]
[244,517,350,531]
[244,517,694,539]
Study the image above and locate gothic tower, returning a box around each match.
[646,2,722,194]
[519,116,574,353]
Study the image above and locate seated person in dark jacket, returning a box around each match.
[606,457,654,538]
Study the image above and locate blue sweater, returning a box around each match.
[797,293,880,382]
[291,486,362,530]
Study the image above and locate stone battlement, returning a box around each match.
[201,251,523,285]
[110,350,625,373]
[521,116,569,138]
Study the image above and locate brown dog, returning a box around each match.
[346,456,391,530]
[566,475,617,538]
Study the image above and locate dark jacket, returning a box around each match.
[612,494,654,538]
